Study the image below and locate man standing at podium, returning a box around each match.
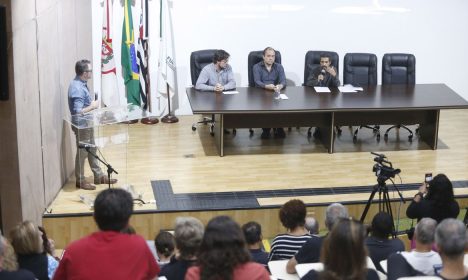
[68,59,117,190]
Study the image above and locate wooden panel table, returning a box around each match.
[186,84,468,156]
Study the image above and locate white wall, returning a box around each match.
[92,0,468,116]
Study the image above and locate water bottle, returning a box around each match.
[274,86,280,100]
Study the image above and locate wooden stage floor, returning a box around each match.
[46,109,468,215]
[43,109,468,248]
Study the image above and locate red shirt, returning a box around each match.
[53,231,159,280]
[185,262,270,280]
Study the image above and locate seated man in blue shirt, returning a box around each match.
[195,49,236,92]
[253,47,287,139]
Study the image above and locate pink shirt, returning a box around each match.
[185,262,270,280]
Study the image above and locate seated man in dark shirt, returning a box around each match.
[304,54,340,137]
[305,54,340,87]
[253,47,287,139]
[242,221,269,269]
[365,212,405,273]
[435,219,468,280]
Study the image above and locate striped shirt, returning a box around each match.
[268,234,312,261]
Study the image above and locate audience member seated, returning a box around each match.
[0,234,18,271]
[365,212,404,273]
[434,218,468,280]
[195,49,236,92]
[38,226,59,262]
[269,199,312,261]
[0,231,36,280]
[407,174,460,223]
[301,218,380,280]
[53,188,160,280]
[241,221,269,269]
[159,217,204,280]
[37,226,59,279]
[287,202,348,274]
[155,231,175,268]
[387,218,441,280]
[10,220,57,280]
[305,216,319,235]
[185,215,269,280]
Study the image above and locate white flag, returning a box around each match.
[101,0,121,107]
[157,0,177,114]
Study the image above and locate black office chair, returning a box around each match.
[190,49,217,136]
[382,53,416,141]
[303,51,340,137]
[343,53,380,141]
[247,50,282,136]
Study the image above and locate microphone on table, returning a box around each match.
[78,142,97,149]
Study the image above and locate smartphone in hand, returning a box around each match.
[425,173,433,183]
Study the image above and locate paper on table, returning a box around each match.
[341,84,363,91]
[338,86,357,93]
[223,91,239,94]
[279,94,289,100]
[314,87,331,93]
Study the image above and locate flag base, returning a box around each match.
[121,119,139,124]
[140,117,159,125]
[161,114,179,123]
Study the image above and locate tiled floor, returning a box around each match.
[152,180,468,211]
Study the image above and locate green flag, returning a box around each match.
[121,0,140,106]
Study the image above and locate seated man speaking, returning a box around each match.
[195,49,236,92]
[253,47,287,139]
[305,54,340,87]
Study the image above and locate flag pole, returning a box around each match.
[160,0,178,123]
[141,0,158,124]
[161,82,178,123]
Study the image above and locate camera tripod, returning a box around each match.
[360,176,404,238]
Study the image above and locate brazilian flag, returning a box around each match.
[121,0,140,106]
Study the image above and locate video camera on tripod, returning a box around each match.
[371,152,401,181]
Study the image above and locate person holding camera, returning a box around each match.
[406,173,459,223]
[305,54,340,87]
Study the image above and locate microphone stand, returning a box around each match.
[85,147,118,188]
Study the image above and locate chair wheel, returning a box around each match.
[249,129,254,136]
[233,129,237,135]
[192,125,197,131]
[408,135,413,141]
[384,133,388,140]
[210,131,214,136]
[376,134,380,141]
[307,131,312,137]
